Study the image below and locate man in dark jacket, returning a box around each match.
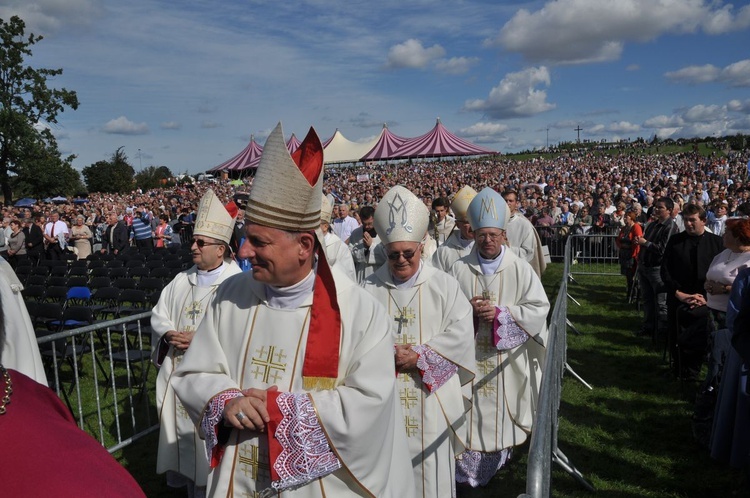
[635,196,679,339]
[661,203,724,378]
[24,214,45,266]
[101,211,129,255]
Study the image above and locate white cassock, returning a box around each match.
[429,216,456,246]
[421,237,437,265]
[171,267,416,498]
[0,259,47,385]
[348,226,386,284]
[363,263,475,498]
[322,231,356,282]
[449,247,549,486]
[431,231,474,273]
[151,261,243,487]
[505,213,547,277]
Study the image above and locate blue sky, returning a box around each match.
[2,0,749,174]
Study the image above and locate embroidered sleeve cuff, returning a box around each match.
[412,344,458,392]
[268,392,342,491]
[493,306,530,350]
[202,389,244,467]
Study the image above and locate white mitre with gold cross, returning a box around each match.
[193,188,234,244]
[374,185,429,245]
[450,185,478,222]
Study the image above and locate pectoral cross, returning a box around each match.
[482,290,491,300]
[394,308,415,334]
[185,301,202,324]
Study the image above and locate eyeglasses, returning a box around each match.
[192,239,223,249]
[387,246,420,261]
[475,232,503,241]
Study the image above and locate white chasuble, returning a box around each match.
[363,264,475,498]
[431,231,475,274]
[322,231,357,282]
[450,248,549,453]
[151,263,242,485]
[505,213,547,278]
[172,268,416,498]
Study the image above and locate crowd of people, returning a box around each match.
[2,138,750,496]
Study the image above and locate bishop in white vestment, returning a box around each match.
[501,190,547,277]
[450,188,550,487]
[432,186,477,274]
[319,195,356,281]
[364,185,475,498]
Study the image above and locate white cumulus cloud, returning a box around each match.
[434,56,479,75]
[102,116,149,135]
[487,0,750,65]
[666,59,750,87]
[160,121,181,130]
[463,66,555,119]
[386,39,446,69]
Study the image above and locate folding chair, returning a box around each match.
[109,289,152,392]
[47,276,68,287]
[149,267,172,283]
[67,266,89,277]
[90,267,110,278]
[128,266,150,280]
[21,284,46,304]
[89,276,112,290]
[113,278,137,290]
[137,277,164,302]
[66,276,89,288]
[65,286,92,307]
[90,287,121,321]
[49,265,68,277]
[25,274,47,287]
[108,267,128,279]
[44,286,69,304]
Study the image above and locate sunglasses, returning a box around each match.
[192,239,223,249]
[387,245,421,261]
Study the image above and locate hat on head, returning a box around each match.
[374,185,429,245]
[451,186,478,222]
[193,189,234,244]
[468,187,509,231]
[320,195,333,224]
[233,192,249,210]
[245,123,323,232]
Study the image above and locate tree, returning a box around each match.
[0,15,79,204]
[82,147,135,193]
[11,134,85,198]
[134,165,173,190]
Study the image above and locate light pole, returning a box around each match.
[138,149,142,170]
[546,127,549,150]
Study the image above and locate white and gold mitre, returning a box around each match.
[193,188,234,244]
[451,185,478,222]
[320,195,333,224]
[374,185,429,245]
[468,187,508,231]
[245,123,324,231]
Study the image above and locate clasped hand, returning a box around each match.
[222,386,278,432]
[470,296,496,323]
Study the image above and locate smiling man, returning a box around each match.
[172,124,414,498]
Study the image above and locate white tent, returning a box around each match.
[323,129,382,164]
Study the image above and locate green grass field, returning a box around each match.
[111,263,746,497]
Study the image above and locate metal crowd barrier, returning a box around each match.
[519,236,594,497]
[538,225,621,267]
[36,312,159,453]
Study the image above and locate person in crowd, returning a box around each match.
[171,124,415,497]
[428,196,456,246]
[347,205,385,284]
[449,187,549,487]
[318,195,356,281]
[151,189,242,498]
[24,214,45,266]
[363,185,475,497]
[501,189,547,277]
[43,210,69,260]
[229,192,251,271]
[535,206,555,247]
[661,203,724,379]
[432,186,477,272]
[131,207,154,254]
[331,202,358,244]
[70,215,93,260]
[6,219,27,269]
[616,211,643,299]
[634,197,679,339]
[101,210,129,255]
[153,213,173,249]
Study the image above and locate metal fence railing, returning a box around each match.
[36,312,159,453]
[519,235,594,497]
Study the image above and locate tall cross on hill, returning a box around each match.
[575,126,583,143]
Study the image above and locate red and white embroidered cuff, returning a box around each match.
[202,389,244,460]
[493,306,530,350]
[412,344,458,393]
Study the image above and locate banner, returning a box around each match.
[356,174,370,182]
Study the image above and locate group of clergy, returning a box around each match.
[150,123,550,497]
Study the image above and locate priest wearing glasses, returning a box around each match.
[172,124,414,497]
[449,187,550,488]
[362,185,475,498]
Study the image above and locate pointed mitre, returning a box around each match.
[245,123,324,231]
[193,189,234,244]
[451,185,478,222]
[374,185,429,245]
[468,187,509,231]
[320,195,333,224]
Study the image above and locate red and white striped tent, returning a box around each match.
[286,133,301,154]
[209,135,263,172]
[388,118,496,160]
[360,123,408,161]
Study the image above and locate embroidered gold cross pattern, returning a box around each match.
[395,333,417,346]
[239,444,270,480]
[404,416,419,437]
[176,401,189,419]
[478,380,497,398]
[482,290,497,302]
[476,335,495,355]
[185,301,203,322]
[394,308,416,334]
[400,387,419,410]
[250,346,287,384]
[477,358,496,377]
